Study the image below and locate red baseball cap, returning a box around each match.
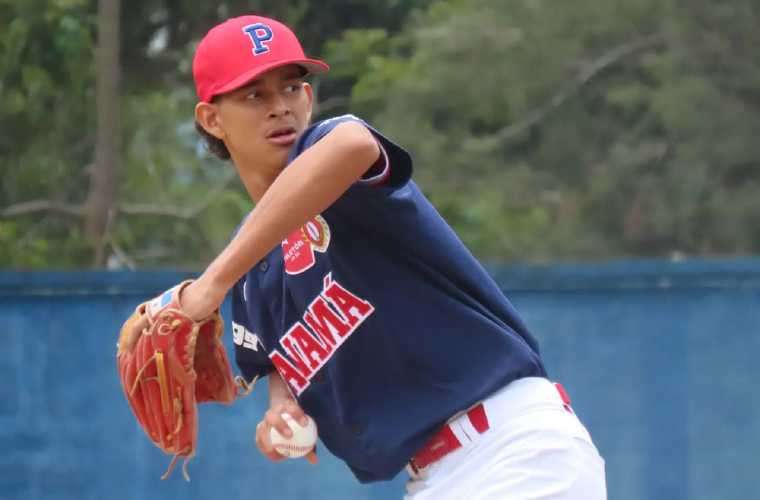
[192,15,329,103]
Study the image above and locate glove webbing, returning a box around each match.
[129,350,185,445]
[129,341,260,482]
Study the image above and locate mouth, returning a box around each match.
[266,126,298,146]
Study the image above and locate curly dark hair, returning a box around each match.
[195,121,231,160]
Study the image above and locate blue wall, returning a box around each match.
[1,260,758,500]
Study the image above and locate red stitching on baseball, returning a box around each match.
[276,444,313,452]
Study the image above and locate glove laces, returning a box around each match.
[157,374,259,482]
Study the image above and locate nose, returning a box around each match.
[268,93,291,119]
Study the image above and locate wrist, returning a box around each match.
[177,272,230,321]
[197,265,232,300]
[268,370,295,406]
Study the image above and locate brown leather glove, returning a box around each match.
[117,280,254,480]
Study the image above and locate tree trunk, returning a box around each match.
[84,0,121,267]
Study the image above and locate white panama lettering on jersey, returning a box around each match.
[232,321,260,351]
[269,273,375,395]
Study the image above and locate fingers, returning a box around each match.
[255,421,287,462]
[305,447,318,465]
[266,399,308,437]
[282,400,309,427]
[255,400,316,464]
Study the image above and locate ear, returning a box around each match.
[195,102,225,140]
[303,82,314,124]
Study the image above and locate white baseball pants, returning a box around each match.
[404,377,607,500]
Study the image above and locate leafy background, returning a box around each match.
[2,0,758,269]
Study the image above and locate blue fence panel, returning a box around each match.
[1,259,758,500]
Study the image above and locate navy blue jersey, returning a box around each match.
[231,114,546,482]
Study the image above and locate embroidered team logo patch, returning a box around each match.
[242,23,274,55]
[282,215,331,275]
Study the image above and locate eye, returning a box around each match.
[245,90,260,100]
[285,83,302,93]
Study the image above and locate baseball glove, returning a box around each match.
[116,280,255,480]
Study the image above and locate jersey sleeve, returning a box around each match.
[231,279,275,381]
[290,114,412,189]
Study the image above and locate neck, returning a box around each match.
[230,153,283,202]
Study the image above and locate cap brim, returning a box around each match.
[208,58,329,101]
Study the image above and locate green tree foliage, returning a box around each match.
[1,0,759,268]
[0,0,96,267]
[1,0,432,268]
[338,0,760,260]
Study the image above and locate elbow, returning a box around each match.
[333,122,381,177]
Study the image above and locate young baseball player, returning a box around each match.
[151,14,606,499]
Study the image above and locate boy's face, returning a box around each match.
[196,64,314,168]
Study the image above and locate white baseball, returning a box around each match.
[269,413,318,458]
